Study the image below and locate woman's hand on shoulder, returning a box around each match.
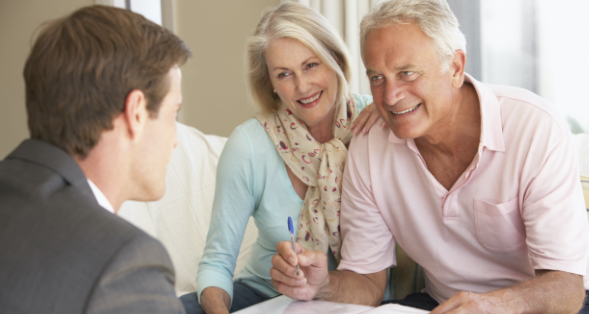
[350,102,386,135]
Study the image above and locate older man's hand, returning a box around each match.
[270,241,329,301]
[430,291,513,314]
[430,270,585,314]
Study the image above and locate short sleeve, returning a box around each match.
[522,126,589,275]
[337,132,396,274]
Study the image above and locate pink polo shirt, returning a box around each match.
[338,74,589,303]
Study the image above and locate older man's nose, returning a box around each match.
[384,80,405,107]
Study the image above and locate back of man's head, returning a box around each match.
[23,5,191,157]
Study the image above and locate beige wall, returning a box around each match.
[0,0,279,159]
[0,0,93,158]
[175,0,279,137]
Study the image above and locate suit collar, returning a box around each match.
[6,139,96,201]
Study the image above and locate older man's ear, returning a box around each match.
[451,50,466,89]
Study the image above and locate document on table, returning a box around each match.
[233,295,293,314]
[234,295,429,314]
[283,299,373,314]
[359,303,430,313]
[234,295,373,314]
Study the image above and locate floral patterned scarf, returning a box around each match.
[255,98,356,260]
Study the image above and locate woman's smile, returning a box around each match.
[265,37,339,129]
[298,91,323,108]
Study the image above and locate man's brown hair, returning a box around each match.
[23,5,191,157]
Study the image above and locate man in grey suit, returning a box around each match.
[0,5,191,313]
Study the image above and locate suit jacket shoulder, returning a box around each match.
[0,140,184,314]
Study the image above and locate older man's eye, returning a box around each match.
[401,71,414,77]
[370,75,383,81]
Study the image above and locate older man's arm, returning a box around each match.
[431,270,585,314]
[315,269,388,306]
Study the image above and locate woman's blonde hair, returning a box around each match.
[247,2,352,113]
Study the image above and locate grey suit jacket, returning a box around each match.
[0,139,185,314]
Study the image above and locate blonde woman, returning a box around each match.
[180,3,383,313]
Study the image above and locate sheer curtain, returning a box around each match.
[480,0,589,133]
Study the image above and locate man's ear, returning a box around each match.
[450,49,466,88]
[123,89,148,140]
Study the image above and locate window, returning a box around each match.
[455,0,589,133]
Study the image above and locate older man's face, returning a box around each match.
[363,22,459,141]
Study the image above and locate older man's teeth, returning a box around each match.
[392,103,421,115]
[299,92,321,104]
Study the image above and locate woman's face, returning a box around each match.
[265,37,339,130]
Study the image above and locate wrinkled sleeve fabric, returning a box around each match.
[196,126,256,304]
[520,123,589,275]
[85,235,185,314]
[337,132,396,274]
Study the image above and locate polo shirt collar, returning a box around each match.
[467,74,505,153]
[387,73,506,153]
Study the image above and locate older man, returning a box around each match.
[270,0,589,313]
[0,6,191,314]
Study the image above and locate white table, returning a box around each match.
[234,295,429,314]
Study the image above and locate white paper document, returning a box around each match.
[283,299,373,314]
[234,295,373,314]
[234,295,429,314]
[359,303,429,313]
[233,296,294,314]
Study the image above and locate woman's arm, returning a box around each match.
[200,287,231,314]
[197,125,258,314]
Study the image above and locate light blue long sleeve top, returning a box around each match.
[196,94,374,303]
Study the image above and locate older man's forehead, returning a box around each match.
[365,24,437,61]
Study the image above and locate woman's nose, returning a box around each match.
[295,75,311,94]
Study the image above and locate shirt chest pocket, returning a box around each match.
[473,198,526,254]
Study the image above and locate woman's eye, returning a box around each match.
[306,62,319,69]
[277,72,290,79]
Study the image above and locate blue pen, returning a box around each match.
[287,216,300,276]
